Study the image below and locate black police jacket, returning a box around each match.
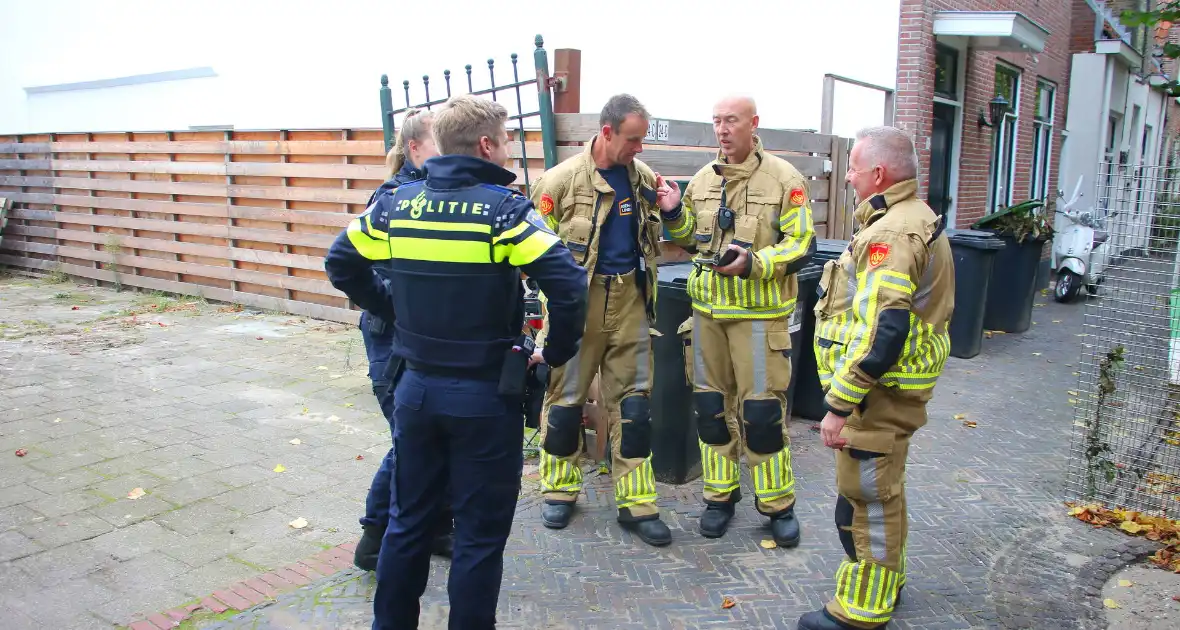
[324,154,587,372]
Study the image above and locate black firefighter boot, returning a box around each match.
[796,608,884,630]
[353,523,383,571]
[617,508,672,547]
[767,505,801,548]
[541,500,574,529]
[699,488,741,538]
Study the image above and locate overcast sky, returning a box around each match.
[0,0,901,136]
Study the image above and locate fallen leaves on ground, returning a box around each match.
[953,413,967,420]
[1066,502,1180,573]
[273,464,287,473]
[127,487,146,500]
[356,455,364,461]
[289,517,308,529]
[344,403,355,408]
[721,596,736,609]
[759,539,777,549]
[1103,598,1121,609]
[289,438,301,445]
[1118,579,1133,587]
[14,449,27,457]
[962,420,978,428]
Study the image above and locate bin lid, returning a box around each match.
[657,262,694,286]
[946,228,1006,250]
[796,265,823,282]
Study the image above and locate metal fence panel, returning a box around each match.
[1065,156,1180,516]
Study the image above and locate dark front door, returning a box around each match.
[929,103,956,216]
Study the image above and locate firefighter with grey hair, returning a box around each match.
[797,125,954,630]
[529,93,682,547]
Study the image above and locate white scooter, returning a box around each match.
[1052,175,1111,303]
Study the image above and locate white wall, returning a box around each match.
[0,0,900,137]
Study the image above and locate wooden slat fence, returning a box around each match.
[553,113,857,240]
[0,129,543,324]
[0,121,854,323]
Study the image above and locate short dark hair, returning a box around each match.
[599,94,649,131]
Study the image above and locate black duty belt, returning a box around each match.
[404,360,501,382]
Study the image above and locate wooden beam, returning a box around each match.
[554,113,837,154]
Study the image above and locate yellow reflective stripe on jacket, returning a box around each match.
[686,268,796,319]
[492,220,560,266]
[346,217,392,261]
[829,269,915,405]
[769,204,814,265]
[665,204,696,242]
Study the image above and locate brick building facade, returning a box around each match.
[895,0,1071,230]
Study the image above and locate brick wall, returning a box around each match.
[1070,0,1098,54]
[895,0,1073,229]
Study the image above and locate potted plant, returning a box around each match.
[971,199,1055,334]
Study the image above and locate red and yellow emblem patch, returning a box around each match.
[789,188,806,206]
[868,242,890,268]
[538,193,554,216]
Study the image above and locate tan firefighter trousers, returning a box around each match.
[537,270,658,520]
[825,386,927,628]
[680,310,797,516]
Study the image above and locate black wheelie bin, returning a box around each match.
[649,262,699,484]
[792,239,849,421]
[946,229,1005,359]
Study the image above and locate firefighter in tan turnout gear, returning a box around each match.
[531,94,682,547]
[796,126,954,630]
[660,95,815,545]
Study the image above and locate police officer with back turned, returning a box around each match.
[324,94,587,630]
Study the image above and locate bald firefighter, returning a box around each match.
[661,95,815,545]
[531,93,681,547]
[797,126,954,630]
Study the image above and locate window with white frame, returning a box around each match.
[989,63,1021,212]
[1029,79,1055,201]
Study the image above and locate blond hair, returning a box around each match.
[385,107,434,177]
[431,95,508,157]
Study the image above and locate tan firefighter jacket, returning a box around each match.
[813,179,955,416]
[661,136,816,320]
[529,136,665,324]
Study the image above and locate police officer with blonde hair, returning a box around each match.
[325,93,587,629]
[661,95,815,546]
[529,93,680,547]
[352,107,456,571]
[797,125,954,630]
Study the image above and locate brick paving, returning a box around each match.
[0,271,1169,629]
[198,290,1161,629]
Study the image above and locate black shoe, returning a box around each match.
[769,507,800,548]
[797,608,880,629]
[541,502,574,529]
[620,517,672,547]
[353,524,383,571]
[699,504,735,538]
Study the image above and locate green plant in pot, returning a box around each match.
[971,198,1055,243]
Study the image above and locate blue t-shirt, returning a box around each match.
[594,165,639,275]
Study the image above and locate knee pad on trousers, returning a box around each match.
[619,394,652,459]
[542,405,582,457]
[835,495,857,561]
[742,398,784,454]
[694,391,729,446]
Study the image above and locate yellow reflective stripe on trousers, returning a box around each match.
[834,559,902,624]
[751,448,795,502]
[615,459,657,508]
[699,441,739,494]
[539,452,582,493]
[346,218,392,261]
